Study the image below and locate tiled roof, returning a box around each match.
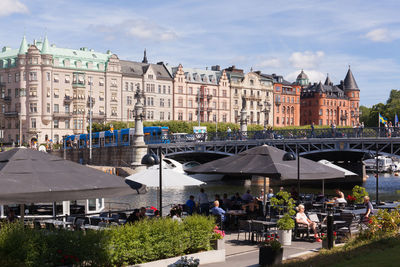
[120,60,172,80]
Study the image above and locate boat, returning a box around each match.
[149,158,224,182]
[364,156,393,173]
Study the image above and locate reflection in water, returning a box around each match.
[108,174,400,212]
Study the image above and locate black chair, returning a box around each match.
[213,214,223,230]
[74,218,87,230]
[336,213,360,238]
[251,221,266,242]
[33,220,42,230]
[45,222,56,230]
[237,220,251,241]
[293,221,311,240]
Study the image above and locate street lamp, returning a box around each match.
[141,148,162,214]
[363,151,379,204]
[283,149,300,201]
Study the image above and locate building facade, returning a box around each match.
[169,64,231,123]
[0,36,173,144]
[224,66,274,126]
[271,74,301,127]
[299,68,360,126]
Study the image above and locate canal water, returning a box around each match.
[108,173,400,212]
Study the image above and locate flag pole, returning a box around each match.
[378,113,380,138]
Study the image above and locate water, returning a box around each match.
[108,173,400,212]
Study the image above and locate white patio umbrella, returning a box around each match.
[125,168,205,188]
[318,159,357,195]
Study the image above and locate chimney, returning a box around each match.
[157,61,164,65]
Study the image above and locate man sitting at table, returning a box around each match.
[125,209,140,224]
[242,190,253,204]
[139,207,147,219]
[295,204,321,242]
[211,200,226,222]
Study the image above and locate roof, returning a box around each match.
[343,68,359,91]
[297,70,308,80]
[120,60,172,80]
[324,74,333,86]
[170,66,222,84]
[302,81,346,99]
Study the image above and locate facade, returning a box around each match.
[299,68,360,126]
[225,66,274,126]
[0,36,172,144]
[169,64,231,123]
[271,74,301,126]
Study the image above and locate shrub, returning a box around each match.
[183,215,215,253]
[352,185,368,204]
[270,191,296,230]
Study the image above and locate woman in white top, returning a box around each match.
[334,189,347,204]
[295,204,321,242]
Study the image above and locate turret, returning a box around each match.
[18,35,28,55]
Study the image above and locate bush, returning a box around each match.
[0,216,216,266]
[352,185,368,204]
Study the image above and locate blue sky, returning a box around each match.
[1,0,399,106]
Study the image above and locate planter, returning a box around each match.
[259,246,283,267]
[322,239,336,249]
[211,238,225,250]
[278,229,292,246]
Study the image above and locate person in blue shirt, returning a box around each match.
[185,195,196,215]
[211,200,226,222]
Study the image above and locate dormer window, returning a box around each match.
[73,51,77,55]
[92,54,97,58]
[250,79,254,85]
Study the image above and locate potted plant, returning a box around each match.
[346,194,356,206]
[321,232,337,249]
[270,191,296,246]
[352,185,368,204]
[210,226,225,250]
[259,233,283,266]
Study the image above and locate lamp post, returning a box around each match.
[363,151,379,204]
[262,100,271,130]
[141,149,162,214]
[89,77,93,163]
[282,150,300,201]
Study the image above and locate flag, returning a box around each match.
[395,114,399,125]
[379,113,387,124]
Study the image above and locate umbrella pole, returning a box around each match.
[52,202,56,219]
[297,144,300,201]
[159,146,163,216]
[263,177,266,217]
[20,204,24,221]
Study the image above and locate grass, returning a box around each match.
[282,234,400,267]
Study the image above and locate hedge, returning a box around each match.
[0,215,216,267]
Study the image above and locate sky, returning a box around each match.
[0,0,399,107]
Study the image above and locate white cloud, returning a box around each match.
[125,19,177,41]
[286,70,326,84]
[289,51,324,69]
[0,0,28,17]
[256,58,282,68]
[365,28,396,42]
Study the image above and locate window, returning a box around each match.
[178,112,183,120]
[222,114,227,122]
[28,87,37,97]
[276,117,279,124]
[160,112,164,120]
[54,119,59,128]
[163,85,166,94]
[168,86,171,94]
[127,96,132,105]
[29,72,37,81]
[65,120,70,129]
[188,100,192,108]
[8,74,11,83]
[125,82,128,90]
[54,89,59,98]
[47,103,50,113]
[29,103,37,113]
[158,85,161,93]
[15,88,19,98]
[99,91,104,101]
[178,86,183,94]
[168,99,171,107]
[99,106,105,115]
[31,118,36,128]
[188,112,193,121]
[319,109,322,116]
[213,89,217,96]
[111,93,117,102]
[148,74,153,79]
[160,98,165,107]
[65,75,70,83]
[178,98,183,107]
[222,90,227,97]
[222,101,227,110]
[15,73,20,82]
[111,106,117,116]
[48,72,52,82]
[54,104,59,113]
[99,78,104,86]
[111,79,117,87]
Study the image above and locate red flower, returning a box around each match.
[267,235,271,238]
[321,233,325,236]
[333,232,337,236]
[271,234,275,237]
[276,235,279,238]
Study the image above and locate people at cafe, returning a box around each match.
[290,186,299,201]
[170,208,182,222]
[267,188,274,200]
[362,196,374,223]
[333,189,347,204]
[231,192,242,203]
[185,195,196,215]
[215,194,223,206]
[211,200,226,222]
[197,188,210,216]
[222,193,232,210]
[242,190,253,203]
[257,189,265,202]
[139,207,147,219]
[153,210,161,218]
[315,192,327,203]
[6,210,17,223]
[125,209,141,224]
[295,204,321,242]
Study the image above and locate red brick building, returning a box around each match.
[271,74,301,126]
[299,68,360,126]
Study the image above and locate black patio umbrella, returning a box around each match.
[0,148,146,205]
[186,145,345,180]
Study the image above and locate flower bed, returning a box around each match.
[0,215,216,266]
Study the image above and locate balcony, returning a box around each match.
[87,97,96,107]
[3,96,11,102]
[72,81,85,88]
[4,111,18,117]
[64,95,72,104]
[53,112,71,118]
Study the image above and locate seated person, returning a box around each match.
[333,189,347,204]
[139,207,147,219]
[242,198,260,213]
[170,209,182,222]
[362,196,374,223]
[215,194,223,206]
[242,190,253,204]
[222,193,232,210]
[315,192,327,203]
[230,192,243,208]
[153,210,160,218]
[295,204,321,242]
[185,195,196,215]
[125,209,140,224]
[211,200,226,222]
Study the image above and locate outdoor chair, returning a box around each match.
[251,221,266,242]
[293,221,311,240]
[213,214,224,230]
[336,213,360,238]
[89,217,101,226]
[74,218,86,230]
[33,220,42,230]
[237,220,251,241]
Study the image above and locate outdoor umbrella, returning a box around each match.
[186,145,345,180]
[125,168,205,188]
[0,147,146,205]
[318,160,357,176]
